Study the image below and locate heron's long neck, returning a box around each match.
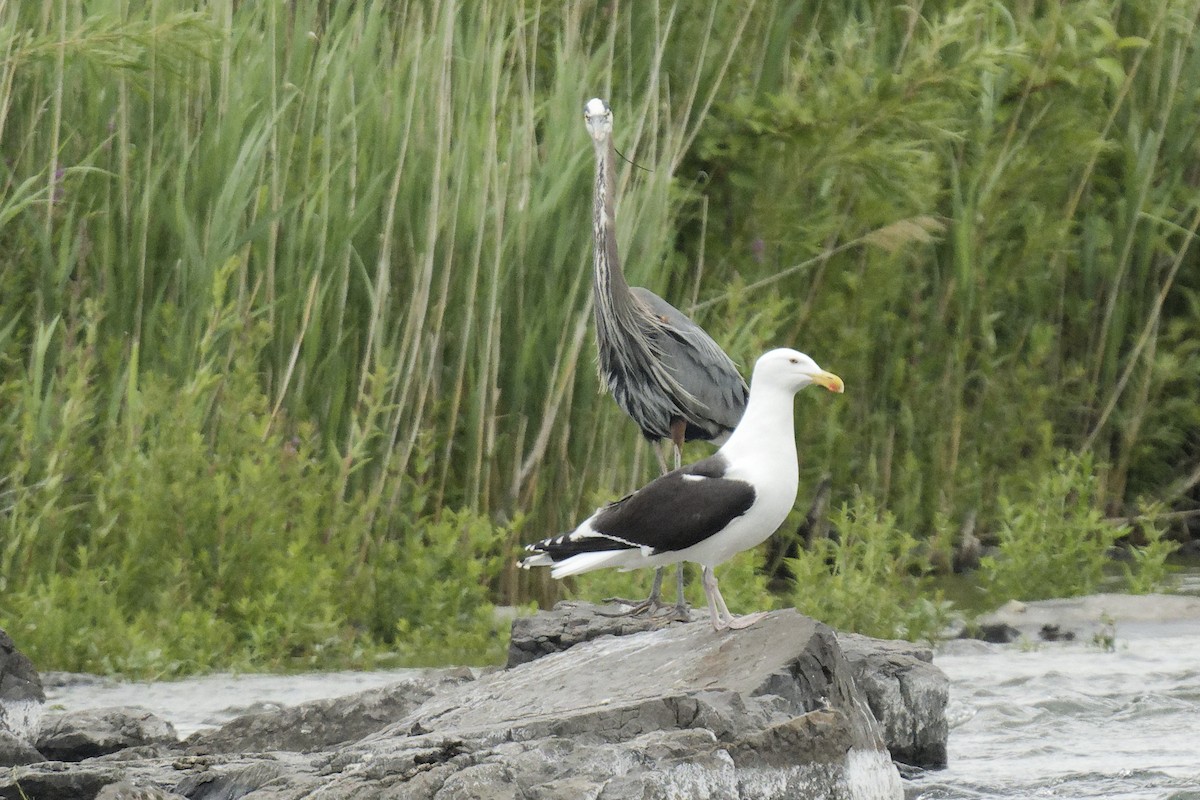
[592,136,634,317]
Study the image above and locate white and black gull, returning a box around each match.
[520,348,844,631]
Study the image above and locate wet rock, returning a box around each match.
[185,669,476,754]
[39,671,120,690]
[0,762,117,800]
[0,627,44,755]
[505,600,703,667]
[175,760,294,800]
[37,706,178,761]
[1038,624,1075,642]
[0,729,45,766]
[315,609,903,798]
[509,602,949,770]
[966,622,1021,644]
[95,780,188,799]
[7,611,921,798]
[837,633,948,769]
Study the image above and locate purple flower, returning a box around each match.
[52,167,65,204]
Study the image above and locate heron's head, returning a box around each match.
[752,348,844,395]
[584,97,613,143]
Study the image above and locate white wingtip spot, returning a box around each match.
[681,474,706,483]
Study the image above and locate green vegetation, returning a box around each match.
[2,0,1198,674]
[787,494,953,642]
[981,452,1126,602]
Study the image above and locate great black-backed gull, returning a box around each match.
[520,348,844,631]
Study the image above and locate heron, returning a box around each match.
[583,97,749,618]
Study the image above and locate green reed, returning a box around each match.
[1,0,1197,672]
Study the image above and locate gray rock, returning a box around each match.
[5,611,913,799]
[185,670,476,754]
[0,628,44,750]
[0,729,45,766]
[95,780,188,799]
[175,761,294,800]
[837,633,948,768]
[0,762,117,800]
[509,602,950,770]
[39,671,120,690]
[315,609,903,799]
[506,601,704,667]
[37,706,178,761]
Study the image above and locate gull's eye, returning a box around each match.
[789,357,798,364]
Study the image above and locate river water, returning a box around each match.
[908,618,1200,799]
[44,601,1200,799]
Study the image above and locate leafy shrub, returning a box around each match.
[980,452,1125,603]
[786,494,951,642]
[1121,501,1180,595]
[0,298,512,675]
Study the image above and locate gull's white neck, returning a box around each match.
[717,383,798,479]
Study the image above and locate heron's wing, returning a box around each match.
[589,454,756,554]
[630,287,749,433]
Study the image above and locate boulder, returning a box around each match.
[37,707,177,762]
[4,610,931,799]
[506,600,703,667]
[309,609,903,798]
[0,627,44,757]
[509,602,950,770]
[836,633,948,768]
[0,729,45,766]
[185,669,476,754]
[95,780,188,800]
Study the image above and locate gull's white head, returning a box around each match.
[752,348,845,395]
[584,97,613,143]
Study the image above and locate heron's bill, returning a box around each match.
[812,371,845,393]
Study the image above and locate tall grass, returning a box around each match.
[2,0,1198,672]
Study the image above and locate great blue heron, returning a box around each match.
[584,97,749,617]
[521,349,844,631]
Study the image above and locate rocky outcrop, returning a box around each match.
[0,729,44,766]
[184,669,475,754]
[2,608,955,799]
[509,602,950,770]
[837,633,947,769]
[506,600,703,667]
[37,707,178,762]
[0,628,44,767]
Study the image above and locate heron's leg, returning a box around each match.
[669,420,686,471]
[658,428,694,619]
[604,434,681,617]
[652,442,671,475]
[601,567,666,616]
[654,562,691,622]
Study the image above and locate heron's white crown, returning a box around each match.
[584,97,608,117]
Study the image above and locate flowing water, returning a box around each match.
[907,619,1200,800]
[44,598,1200,799]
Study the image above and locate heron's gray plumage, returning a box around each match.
[586,98,748,446]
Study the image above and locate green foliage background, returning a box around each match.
[2,0,1198,673]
